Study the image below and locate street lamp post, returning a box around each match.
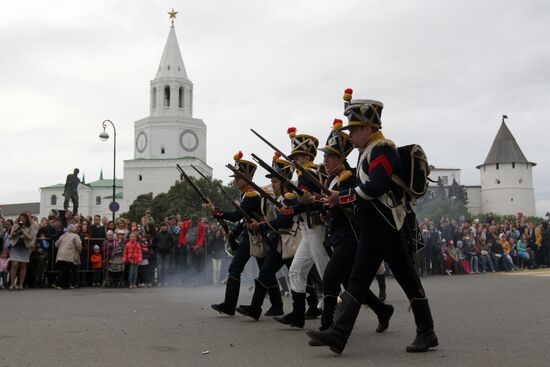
[99,119,117,222]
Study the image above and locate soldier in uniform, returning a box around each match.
[302,119,394,337]
[204,151,283,316]
[63,168,81,215]
[274,128,328,328]
[307,89,438,354]
[235,153,299,320]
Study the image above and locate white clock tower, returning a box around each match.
[123,11,212,210]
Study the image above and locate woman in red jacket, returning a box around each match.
[123,231,142,288]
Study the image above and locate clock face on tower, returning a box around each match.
[180,129,199,152]
[136,131,148,153]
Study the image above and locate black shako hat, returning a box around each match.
[318,119,354,158]
[230,151,257,180]
[266,152,294,181]
[340,88,384,130]
[287,127,319,160]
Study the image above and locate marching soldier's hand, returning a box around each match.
[299,190,314,204]
[276,203,288,213]
[327,190,340,208]
[203,200,215,214]
[247,219,261,231]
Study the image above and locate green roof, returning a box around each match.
[41,179,123,190]
[87,179,123,188]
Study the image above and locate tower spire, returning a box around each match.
[168,8,178,26]
[155,12,188,80]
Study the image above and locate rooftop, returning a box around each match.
[478,120,536,168]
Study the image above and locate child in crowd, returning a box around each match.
[456,241,473,274]
[499,234,516,271]
[138,235,152,287]
[102,230,115,262]
[114,230,126,248]
[34,245,49,287]
[0,249,9,288]
[516,234,532,269]
[90,245,103,286]
[478,236,495,273]
[443,240,459,275]
[122,231,142,288]
[465,236,481,274]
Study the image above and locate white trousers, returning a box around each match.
[212,258,223,285]
[289,223,329,293]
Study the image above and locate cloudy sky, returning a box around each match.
[1,0,549,216]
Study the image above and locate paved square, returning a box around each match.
[1,271,550,367]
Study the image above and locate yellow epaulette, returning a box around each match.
[244,190,258,198]
[284,192,297,200]
[338,170,353,183]
[296,161,317,176]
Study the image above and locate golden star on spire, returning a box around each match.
[168,8,178,25]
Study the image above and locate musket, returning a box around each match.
[250,129,332,196]
[225,164,282,209]
[176,164,209,203]
[182,164,239,254]
[189,164,210,180]
[250,153,304,196]
[188,165,260,222]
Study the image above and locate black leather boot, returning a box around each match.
[320,295,338,331]
[406,298,439,353]
[305,284,322,319]
[306,292,361,355]
[264,284,284,316]
[309,295,339,346]
[211,277,240,316]
[362,289,394,333]
[236,279,266,321]
[376,274,386,302]
[274,291,305,328]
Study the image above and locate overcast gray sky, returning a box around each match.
[1,0,549,216]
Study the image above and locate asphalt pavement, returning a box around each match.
[1,269,550,367]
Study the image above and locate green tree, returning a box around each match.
[122,176,240,223]
[448,179,468,205]
[122,192,153,223]
[417,197,468,222]
[436,177,446,200]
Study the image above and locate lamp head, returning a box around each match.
[99,130,109,141]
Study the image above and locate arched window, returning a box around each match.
[179,87,184,108]
[164,86,170,107]
[50,194,57,206]
[151,87,157,109]
[161,146,165,154]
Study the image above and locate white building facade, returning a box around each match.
[38,16,211,218]
[122,18,212,211]
[476,120,536,216]
[425,119,536,216]
[40,175,123,219]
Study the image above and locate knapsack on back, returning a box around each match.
[391,144,430,204]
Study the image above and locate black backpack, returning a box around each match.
[391,144,430,204]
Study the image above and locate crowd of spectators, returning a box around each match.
[415,215,550,276]
[2,209,549,291]
[0,210,230,290]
